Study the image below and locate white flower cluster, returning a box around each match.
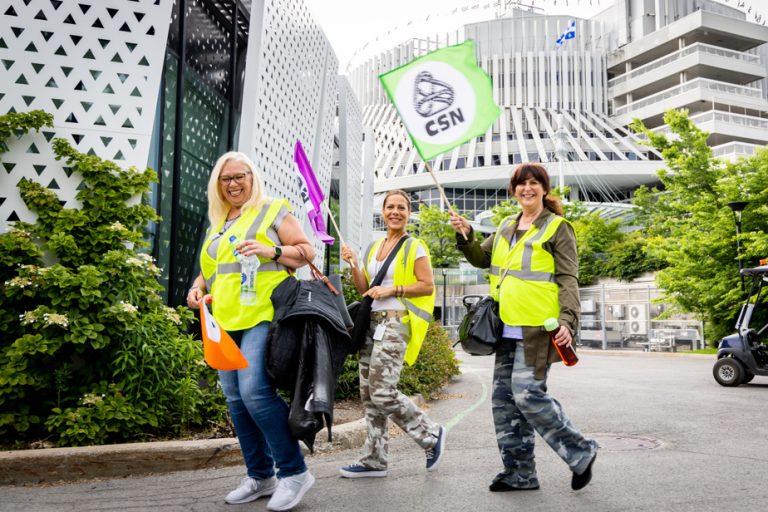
[81,393,105,406]
[120,301,138,314]
[19,310,69,328]
[5,276,35,289]
[43,313,69,328]
[163,306,182,325]
[126,253,161,276]
[19,311,38,325]
[109,221,126,231]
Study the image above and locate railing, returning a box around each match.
[609,42,761,89]
[652,110,768,134]
[615,78,763,117]
[712,141,763,158]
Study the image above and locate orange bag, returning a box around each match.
[200,295,248,370]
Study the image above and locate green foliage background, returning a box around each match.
[0,111,225,448]
[630,109,768,341]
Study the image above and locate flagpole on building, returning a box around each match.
[423,160,468,240]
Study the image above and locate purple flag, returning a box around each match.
[293,140,335,245]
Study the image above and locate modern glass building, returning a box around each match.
[0,0,371,305]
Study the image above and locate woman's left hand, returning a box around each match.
[363,286,394,300]
[236,240,273,259]
[552,325,573,347]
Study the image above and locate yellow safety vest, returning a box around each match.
[200,199,292,331]
[488,213,565,326]
[362,237,435,366]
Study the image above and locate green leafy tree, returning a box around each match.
[571,213,624,285]
[602,233,666,282]
[630,109,768,341]
[0,110,225,447]
[410,204,462,268]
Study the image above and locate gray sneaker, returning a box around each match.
[266,470,315,511]
[224,476,276,504]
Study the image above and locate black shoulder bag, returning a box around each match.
[456,230,520,356]
[348,236,409,353]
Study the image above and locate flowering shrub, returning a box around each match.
[0,111,225,447]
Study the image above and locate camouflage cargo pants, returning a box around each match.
[492,340,598,488]
[357,316,440,470]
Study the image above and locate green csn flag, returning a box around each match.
[379,39,501,162]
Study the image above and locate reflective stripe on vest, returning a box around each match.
[489,213,565,326]
[364,237,435,366]
[200,199,291,331]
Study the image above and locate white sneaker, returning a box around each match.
[224,476,276,504]
[266,470,315,511]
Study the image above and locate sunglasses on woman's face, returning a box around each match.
[219,173,250,185]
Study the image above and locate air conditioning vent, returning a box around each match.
[628,304,648,335]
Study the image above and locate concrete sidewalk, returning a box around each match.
[0,350,708,486]
[0,397,429,486]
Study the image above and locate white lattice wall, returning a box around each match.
[238,0,339,267]
[337,76,365,259]
[0,0,173,229]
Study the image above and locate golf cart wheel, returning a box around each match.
[713,358,744,387]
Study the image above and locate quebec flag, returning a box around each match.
[556,20,577,47]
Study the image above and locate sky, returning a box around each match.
[306,0,766,74]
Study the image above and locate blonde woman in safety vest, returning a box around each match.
[186,152,316,511]
[450,163,598,493]
[338,189,446,478]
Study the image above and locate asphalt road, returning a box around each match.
[2,349,768,512]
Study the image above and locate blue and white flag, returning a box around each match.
[555,20,577,47]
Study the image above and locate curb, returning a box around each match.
[0,395,425,487]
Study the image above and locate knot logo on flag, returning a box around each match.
[380,40,500,161]
[394,61,475,145]
[414,71,455,117]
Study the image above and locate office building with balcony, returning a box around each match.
[349,0,768,229]
[606,0,768,163]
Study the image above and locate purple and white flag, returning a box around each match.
[293,140,334,245]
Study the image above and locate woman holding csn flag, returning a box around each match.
[450,163,598,493]
[339,189,446,479]
[186,151,316,510]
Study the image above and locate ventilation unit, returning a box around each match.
[628,304,648,335]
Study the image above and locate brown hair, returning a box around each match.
[382,189,412,211]
[508,162,564,216]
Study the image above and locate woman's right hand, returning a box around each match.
[187,287,203,309]
[449,212,470,234]
[341,243,359,267]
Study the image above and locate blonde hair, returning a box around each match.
[207,151,268,227]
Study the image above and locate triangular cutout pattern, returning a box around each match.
[0,0,174,229]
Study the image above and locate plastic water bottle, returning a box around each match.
[544,317,579,366]
[229,235,259,305]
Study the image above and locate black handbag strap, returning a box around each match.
[369,235,409,288]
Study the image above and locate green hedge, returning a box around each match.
[335,270,461,400]
[0,111,226,448]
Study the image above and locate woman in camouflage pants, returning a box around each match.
[339,189,446,478]
[450,163,598,492]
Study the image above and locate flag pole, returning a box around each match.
[423,160,468,240]
[323,202,356,269]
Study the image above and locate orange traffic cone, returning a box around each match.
[200,295,248,370]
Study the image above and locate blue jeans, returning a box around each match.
[219,322,306,479]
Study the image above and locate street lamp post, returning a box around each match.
[441,267,448,326]
[727,201,749,292]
